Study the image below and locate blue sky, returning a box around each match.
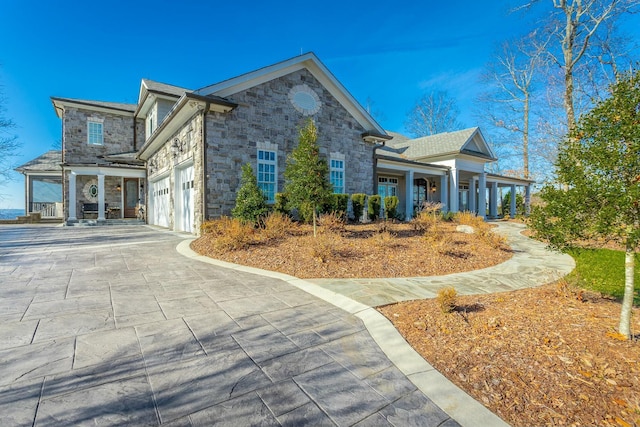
[1,1,637,209]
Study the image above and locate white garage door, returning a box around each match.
[150,176,170,228]
[175,165,194,233]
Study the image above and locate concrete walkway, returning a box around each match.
[307,221,575,307]
[0,225,466,426]
[0,222,574,427]
[177,221,574,427]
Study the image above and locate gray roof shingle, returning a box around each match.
[142,79,191,97]
[386,128,481,159]
[15,150,62,173]
[51,97,137,113]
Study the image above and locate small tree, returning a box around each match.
[368,195,381,221]
[351,193,366,222]
[383,195,399,220]
[284,119,332,237]
[502,191,524,217]
[530,70,640,339]
[232,163,268,225]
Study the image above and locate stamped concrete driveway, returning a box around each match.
[0,225,461,426]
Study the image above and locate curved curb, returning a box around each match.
[176,239,510,427]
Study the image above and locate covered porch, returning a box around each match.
[65,166,146,223]
[450,170,533,219]
[376,157,449,219]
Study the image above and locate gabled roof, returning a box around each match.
[15,150,62,173]
[140,79,190,99]
[195,52,388,138]
[51,97,137,118]
[386,127,497,161]
[135,79,192,118]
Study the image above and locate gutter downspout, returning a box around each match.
[202,102,210,230]
[372,140,386,196]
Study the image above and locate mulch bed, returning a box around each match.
[378,284,640,427]
[191,221,512,279]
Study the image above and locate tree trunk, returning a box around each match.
[312,205,317,238]
[618,248,635,338]
[523,92,530,180]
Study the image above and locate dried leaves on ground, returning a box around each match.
[191,220,512,279]
[378,283,640,427]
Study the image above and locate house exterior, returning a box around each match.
[18,52,531,233]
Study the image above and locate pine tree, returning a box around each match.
[232,163,268,225]
[284,119,332,237]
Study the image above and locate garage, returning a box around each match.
[149,175,170,228]
[175,164,194,233]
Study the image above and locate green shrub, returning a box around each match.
[273,193,290,216]
[368,195,381,221]
[323,193,349,219]
[383,196,399,220]
[351,193,366,222]
[502,191,525,216]
[232,163,268,225]
[440,211,455,222]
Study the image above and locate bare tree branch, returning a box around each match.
[404,91,463,137]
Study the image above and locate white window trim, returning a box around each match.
[87,119,104,146]
[256,143,278,203]
[329,152,345,194]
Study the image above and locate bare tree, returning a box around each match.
[477,33,548,179]
[405,91,463,137]
[0,86,20,193]
[533,0,640,132]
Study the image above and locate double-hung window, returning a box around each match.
[330,158,345,194]
[87,120,104,145]
[257,149,277,203]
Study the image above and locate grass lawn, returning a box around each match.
[567,248,640,305]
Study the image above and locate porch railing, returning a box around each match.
[30,202,63,218]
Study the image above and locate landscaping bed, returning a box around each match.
[378,283,640,427]
[191,217,512,279]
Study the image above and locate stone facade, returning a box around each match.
[62,107,138,164]
[204,69,377,218]
[147,112,204,231]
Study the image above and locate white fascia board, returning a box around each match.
[466,128,497,160]
[377,158,448,176]
[486,174,535,186]
[64,166,146,178]
[137,97,203,161]
[199,53,386,135]
[25,171,62,177]
[51,99,134,118]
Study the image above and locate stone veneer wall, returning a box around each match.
[62,107,136,164]
[146,112,204,232]
[204,69,377,218]
[64,174,125,219]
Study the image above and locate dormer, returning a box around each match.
[135,79,191,140]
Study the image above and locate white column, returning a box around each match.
[477,173,486,219]
[68,171,77,221]
[525,185,531,216]
[440,174,448,212]
[469,178,476,215]
[97,174,106,221]
[510,184,517,218]
[449,168,459,213]
[405,170,414,220]
[489,182,499,218]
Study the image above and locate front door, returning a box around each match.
[124,178,138,218]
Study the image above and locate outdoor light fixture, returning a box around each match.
[116,184,122,191]
[171,137,185,157]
